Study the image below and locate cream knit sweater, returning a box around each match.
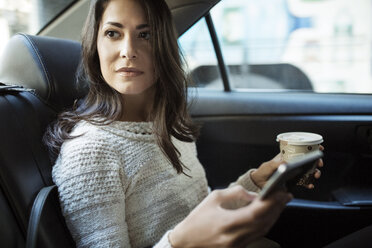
[52,121,260,248]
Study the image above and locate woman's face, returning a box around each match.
[97,0,155,95]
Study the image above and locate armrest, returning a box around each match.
[268,198,372,247]
[332,187,372,207]
[287,198,365,210]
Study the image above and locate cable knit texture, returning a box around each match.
[52,121,260,248]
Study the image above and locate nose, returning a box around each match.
[120,36,137,59]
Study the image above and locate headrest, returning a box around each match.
[0,33,87,111]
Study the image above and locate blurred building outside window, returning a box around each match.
[0,0,31,54]
[0,0,74,54]
[180,0,372,94]
[1,0,372,94]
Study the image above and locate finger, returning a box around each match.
[319,145,324,151]
[306,184,315,189]
[303,169,321,189]
[234,191,292,223]
[273,153,284,163]
[269,153,285,170]
[233,214,280,248]
[314,168,321,179]
[317,158,324,168]
[229,220,272,247]
[215,186,257,209]
[230,192,292,234]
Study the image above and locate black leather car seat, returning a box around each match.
[0,33,87,248]
[0,2,223,247]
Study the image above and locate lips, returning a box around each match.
[116,67,144,77]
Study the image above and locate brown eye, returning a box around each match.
[105,30,120,39]
[139,31,150,40]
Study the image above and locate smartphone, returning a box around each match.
[258,150,323,200]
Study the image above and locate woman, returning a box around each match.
[45,0,321,247]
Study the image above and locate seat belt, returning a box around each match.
[0,83,49,237]
[26,185,57,248]
[3,88,54,186]
[0,84,73,247]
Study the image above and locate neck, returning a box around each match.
[120,86,155,122]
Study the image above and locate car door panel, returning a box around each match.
[191,89,372,191]
[190,89,372,247]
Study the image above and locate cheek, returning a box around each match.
[144,49,155,78]
[147,63,156,85]
[97,44,113,79]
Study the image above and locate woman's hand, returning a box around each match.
[250,153,284,189]
[251,145,324,189]
[306,145,324,189]
[169,186,292,248]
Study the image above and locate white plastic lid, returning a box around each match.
[276,132,323,145]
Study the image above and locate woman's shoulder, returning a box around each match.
[56,121,120,168]
[70,120,106,137]
[172,137,198,155]
[61,121,113,151]
[52,121,125,182]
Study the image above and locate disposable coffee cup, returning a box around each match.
[276,132,323,186]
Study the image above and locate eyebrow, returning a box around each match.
[104,22,149,30]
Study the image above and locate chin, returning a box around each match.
[115,84,155,96]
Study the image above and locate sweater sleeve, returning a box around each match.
[52,136,131,248]
[229,169,261,193]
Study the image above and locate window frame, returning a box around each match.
[205,13,231,92]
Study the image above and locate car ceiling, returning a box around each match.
[166,0,220,35]
[40,0,220,40]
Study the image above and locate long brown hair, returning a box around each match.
[44,0,199,174]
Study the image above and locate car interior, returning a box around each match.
[0,0,372,247]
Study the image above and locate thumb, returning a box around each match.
[217,186,257,210]
[269,153,285,171]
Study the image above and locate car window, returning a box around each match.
[179,0,372,94]
[179,18,223,90]
[0,0,75,53]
